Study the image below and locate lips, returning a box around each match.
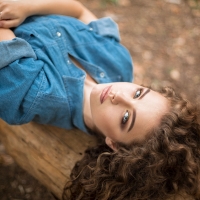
[100,85,112,104]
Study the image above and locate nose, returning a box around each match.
[109,90,132,106]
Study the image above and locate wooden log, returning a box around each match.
[0,119,97,199]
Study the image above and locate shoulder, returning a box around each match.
[87,17,121,42]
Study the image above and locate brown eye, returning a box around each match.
[122,110,129,124]
[134,89,142,99]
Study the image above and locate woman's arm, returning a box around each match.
[0,0,97,28]
[0,28,15,41]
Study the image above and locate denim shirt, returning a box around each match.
[0,15,133,133]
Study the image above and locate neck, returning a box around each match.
[83,76,97,131]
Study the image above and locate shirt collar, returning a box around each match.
[64,69,89,134]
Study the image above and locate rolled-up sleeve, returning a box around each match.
[0,37,44,125]
[0,37,37,69]
[88,17,121,42]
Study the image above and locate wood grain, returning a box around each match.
[0,119,97,199]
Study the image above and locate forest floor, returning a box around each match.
[0,0,200,199]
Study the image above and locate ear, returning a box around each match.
[105,137,118,151]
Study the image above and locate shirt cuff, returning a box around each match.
[0,37,37,69]
[88,17,121,42]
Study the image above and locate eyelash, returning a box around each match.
[121,89,142,125]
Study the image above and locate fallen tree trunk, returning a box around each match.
[0,119,97,199]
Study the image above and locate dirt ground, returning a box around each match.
[0,0,200,199]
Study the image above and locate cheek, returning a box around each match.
[92,107,117,136]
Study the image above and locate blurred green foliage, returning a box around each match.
[187,0,200,9]
[101,0,118,6]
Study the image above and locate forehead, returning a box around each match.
[127,90,169,142]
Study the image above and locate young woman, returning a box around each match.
[0,1,199,199]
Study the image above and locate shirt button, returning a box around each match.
[67,60,71,64]
[57,32,61,37]
[89,28,93,31]
[100,72,105,78]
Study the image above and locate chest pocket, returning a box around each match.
[21,68,71,128]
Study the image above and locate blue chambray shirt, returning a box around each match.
[0,15,133,133]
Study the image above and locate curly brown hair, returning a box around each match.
[62,87,200,200]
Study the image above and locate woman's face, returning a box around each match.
[90,83,169,146]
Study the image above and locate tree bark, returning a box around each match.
[0,119,97,199]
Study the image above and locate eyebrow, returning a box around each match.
[128,109,136,132]
[139,88,150,99]
[128,88,151,132]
